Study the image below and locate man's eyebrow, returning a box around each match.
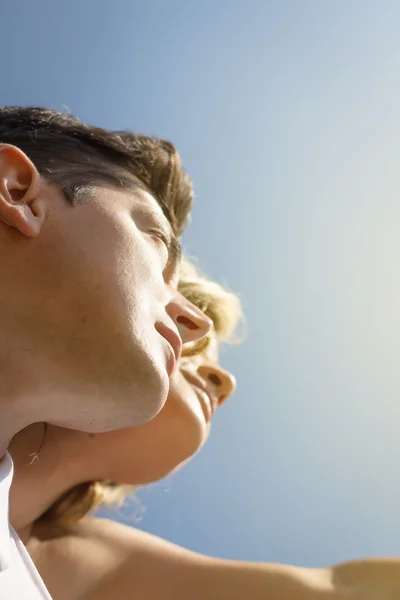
[126,181,181,272]
[164,227,181,278]
[143,210,181,276]
[169,232,181,270]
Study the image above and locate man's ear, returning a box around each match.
[0,144,47,238]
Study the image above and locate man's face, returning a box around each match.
[0,169,211,433]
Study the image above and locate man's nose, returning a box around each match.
[197,364,237,405]
[166,290,212,344]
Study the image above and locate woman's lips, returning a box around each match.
[191,384,215,422]
[180,369,218,422]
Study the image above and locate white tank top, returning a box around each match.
[0,452,52,599]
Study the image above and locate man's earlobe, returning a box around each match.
[0,144,47,238]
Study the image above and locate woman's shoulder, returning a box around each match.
[59,516,203,563]
[27,517,153,600]
[27,516,202,600]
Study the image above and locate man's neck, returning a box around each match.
[0,399,35,463]
[8,424,98,533]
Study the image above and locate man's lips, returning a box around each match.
[155,322,183,377]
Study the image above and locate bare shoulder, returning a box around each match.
[27,517,201,600]
[69,516,193,555]
[62,519,334,600]
[27,517,396,600]
[27,517,164,600]
[61,515,200,566]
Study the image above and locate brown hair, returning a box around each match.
[0,107,193,235]
[36,259,243,528]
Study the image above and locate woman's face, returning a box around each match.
[95,335,236,485]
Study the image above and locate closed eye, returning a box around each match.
[148,229,170,250]
[148,230,169,261]
[148,229,181,280]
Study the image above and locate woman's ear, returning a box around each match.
[0,144,47,238]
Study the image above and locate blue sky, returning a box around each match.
[3,0,400,567]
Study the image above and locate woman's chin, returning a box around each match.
[110,408,210,486]
[122,433,210,485]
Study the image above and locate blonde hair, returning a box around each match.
[36,259,243,528]
[179,258,243,344]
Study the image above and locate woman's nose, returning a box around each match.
[166,291,212,345]
[197,364,237,405]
